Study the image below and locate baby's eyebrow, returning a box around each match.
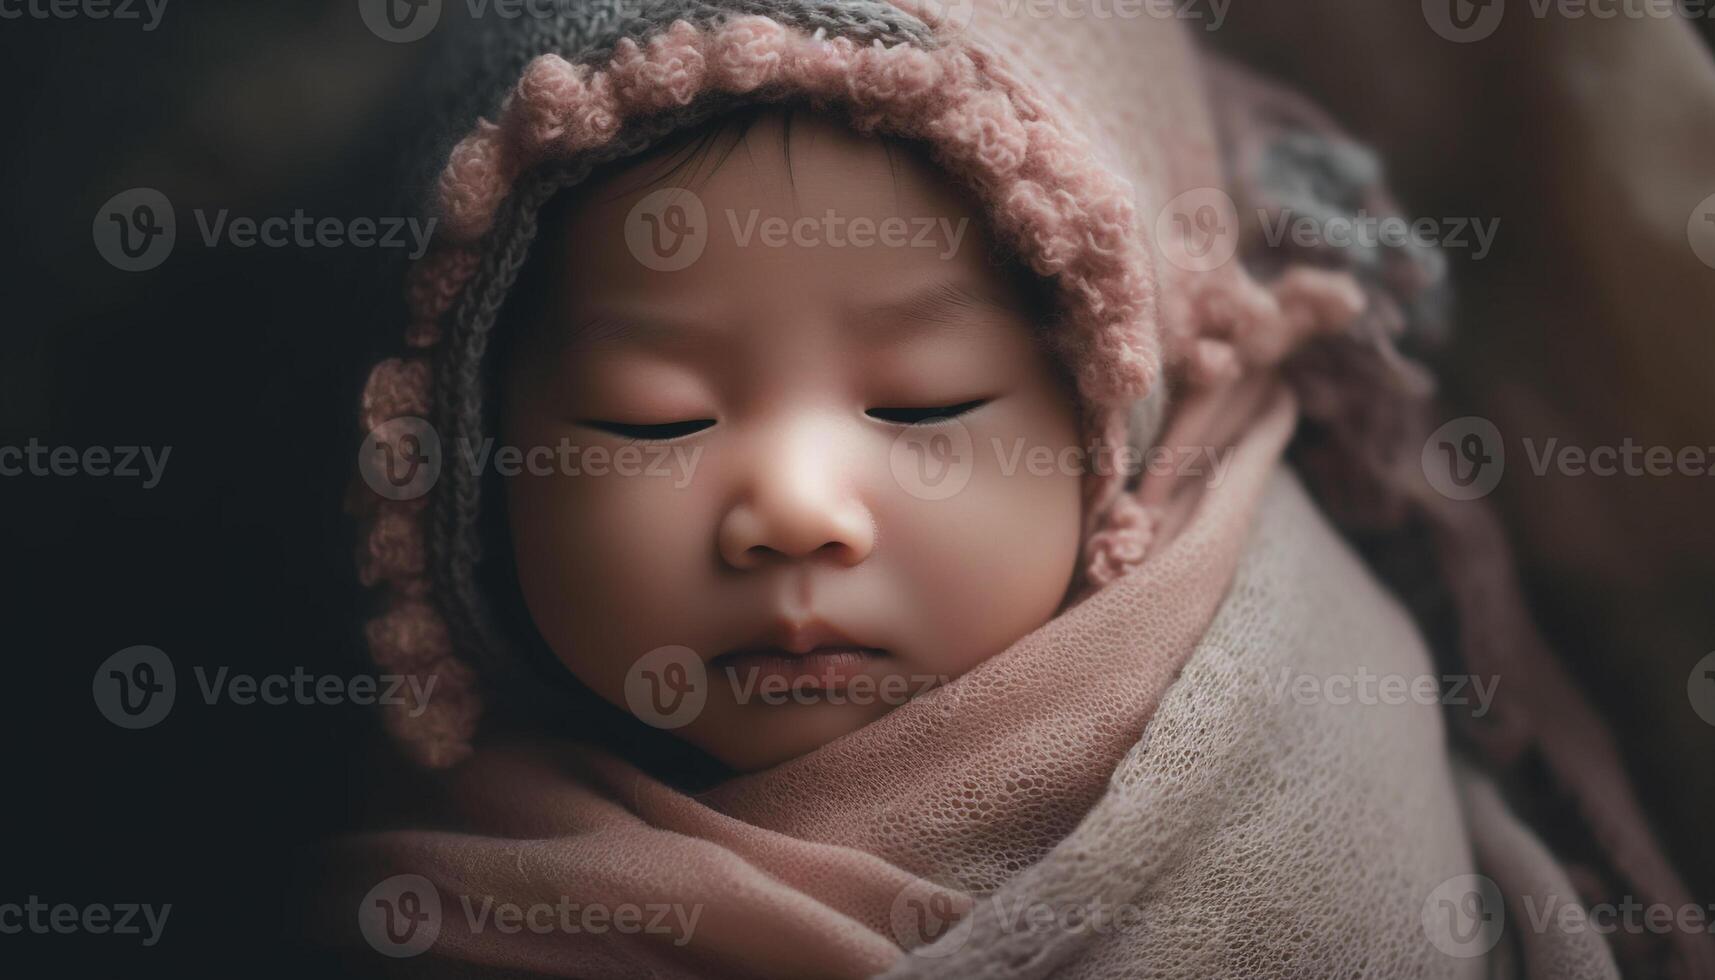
[849,280,1027,340]
[560,311,724,354]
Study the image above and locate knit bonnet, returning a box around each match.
[351,0,1384,766]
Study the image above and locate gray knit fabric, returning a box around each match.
[1251,130,1451,348]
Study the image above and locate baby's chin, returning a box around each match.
[685,672,950,772]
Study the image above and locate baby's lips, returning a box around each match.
[727,614,878,658]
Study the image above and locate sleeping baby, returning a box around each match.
[326,2,1707,977]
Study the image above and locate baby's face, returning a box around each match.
[500,112,1084,770]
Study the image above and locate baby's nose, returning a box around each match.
[717,428,875,571]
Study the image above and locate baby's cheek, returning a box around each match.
[505,461,713,687]
[883,421,1084,676]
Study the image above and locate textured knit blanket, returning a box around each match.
[324,385,1616,978]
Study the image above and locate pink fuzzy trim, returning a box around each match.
[1082,494,1160,588]
[360,357,431,433]
[439,120,520,242]
[611,21,709,113]
[405,247,481,347]
[366,598,453,673]
[508,57,621,159]
[358,505,427,588]
[366,596,478,767]
[381,659,479,769]
[846,38,943,114]
[1170,264,1365,388]
[709,16,791,92]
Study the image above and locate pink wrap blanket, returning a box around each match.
[327,385,1314,977]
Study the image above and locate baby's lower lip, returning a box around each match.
[712,646,888,691]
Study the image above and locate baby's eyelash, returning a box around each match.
[582,419,715,441]
[581,401,988,438]
[866,399,990,426]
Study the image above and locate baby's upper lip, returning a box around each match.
[719,616,881,659]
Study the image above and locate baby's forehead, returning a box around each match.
[563,107,989,246]
[507,107,1058,365]
[558,278,1035,355]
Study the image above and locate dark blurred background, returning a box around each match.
[1,2,1711,975]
